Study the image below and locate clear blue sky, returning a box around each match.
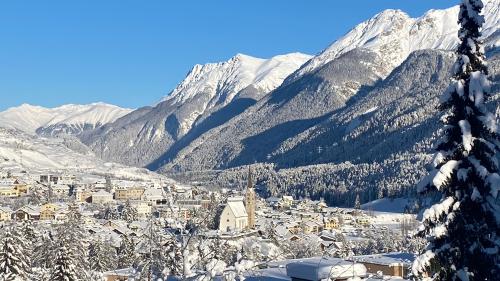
[0,0,458,111]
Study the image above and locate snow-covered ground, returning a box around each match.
[361,198,410,213]
[0,127,171,182]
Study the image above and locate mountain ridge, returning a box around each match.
[0,103,133,136]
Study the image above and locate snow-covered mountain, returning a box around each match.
[82,0,499,172]
[81,52,312,166]
[286,0,499,84]
[160,52,312,135]
[0,103,133,136]
[0,127,167,181]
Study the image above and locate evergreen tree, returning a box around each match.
[56,209,91,279]
[413,1,500,280]
[117,234,137,269]
[50,245,78,281]
[88,238,117,273]
[32,229,57,270]
[0,229,30,281]
[354,193,361,210]
[121,200,139,223]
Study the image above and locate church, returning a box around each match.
[218,168,256,232]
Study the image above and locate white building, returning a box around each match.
[141,188,167,204]
[92,190,114,204]
[219,197,248,232]
[131,201,152,217]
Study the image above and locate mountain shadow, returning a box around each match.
[226,112,333,168]
[147,97,257,170]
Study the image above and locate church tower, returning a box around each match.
[245,167,256,229]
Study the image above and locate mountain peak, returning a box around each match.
[285,0,499,84]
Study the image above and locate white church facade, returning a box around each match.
[218,197,248,232]
[218,168,257,233]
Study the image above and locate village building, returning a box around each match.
[0,178,29,197]
[351,252,415,278]
[75,188,93,203]
[286,257,367,281]
[14,205,40,220]
[323,217,340,230]
[219,197,248,232]
[40,202,68,220]
[130,200,152,217]
[51,184,71,197]
[115,186,145,201]
[92,190,114,204]
[0,206,12,221]
[141,188,168,205]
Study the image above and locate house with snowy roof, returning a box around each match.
[14,205,40,220]
[92,190,114,204]
[350,252,416,278]
[141,188,168,205]
[40,202,68,220]
[286,257,367,281]
[219,197,248,232]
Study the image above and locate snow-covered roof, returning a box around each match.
[92,190,113,197]
[286,257,367,280]
[227,200,248,218]
[0,206,12,213]
[352,252,416,266]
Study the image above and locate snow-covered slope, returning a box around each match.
[0,127,168,181]
[0,103,133,135]
[82,52,311,167]
[160,52,312,135]
[286,0,499,83]
[162,53,312,104]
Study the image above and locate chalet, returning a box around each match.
[102,220,134,236]
[356,216,371,226]
[51,184,71,196]
[302,220,322,234]
[351,252,415,278]
[0,178,29,197]
[75,188,92,203]
[323,217,340,230]
[130,201,152,217]
[14,205,40,220]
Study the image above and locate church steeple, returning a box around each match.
[245,166,256,229]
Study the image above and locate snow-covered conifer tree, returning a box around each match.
[117,234,137,269]
[413,0,500,280]
[0,229,30,281]
[56,208,91,279]
[88,238,117,273]
[50,245,78,281]
[354,194,361,210]
[121,200,139,223]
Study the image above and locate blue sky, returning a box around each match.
[0,0,458,111]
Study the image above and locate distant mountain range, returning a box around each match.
[0,0,498,204]
[0,103,132,136]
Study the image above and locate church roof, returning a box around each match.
[227,200,248,218]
